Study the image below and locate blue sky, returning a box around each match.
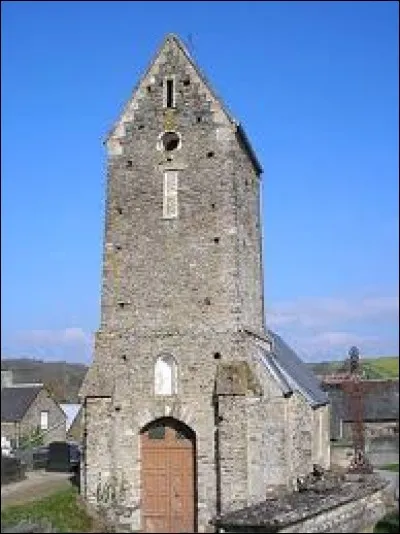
[1,1,398,363]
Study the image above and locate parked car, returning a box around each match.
[46,441,80,473]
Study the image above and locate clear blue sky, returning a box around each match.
[1,1,398,363]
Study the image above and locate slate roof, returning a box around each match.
[252,329,329,408]
[269,330,330,407]
[1,386,42,422]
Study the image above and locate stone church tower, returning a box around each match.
[81,34,330,533]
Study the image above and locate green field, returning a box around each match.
[362,357,399,379]
[1,487,94,533]
[309,356,399,379]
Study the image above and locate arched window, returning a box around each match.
[154,354,178,395]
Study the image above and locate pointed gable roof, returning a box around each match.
[105,33,262,175]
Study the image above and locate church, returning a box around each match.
[80,33,330,533]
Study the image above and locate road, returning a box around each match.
[1,470,73,508]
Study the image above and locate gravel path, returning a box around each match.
[1,471,73,508]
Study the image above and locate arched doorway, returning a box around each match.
[141,417,196,533]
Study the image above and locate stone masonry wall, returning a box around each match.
[96,36,262,338]
[287,393,314,482]
[312,404,331,469]
[280,485,388,533]
[20,388,66,445]
[81,35,323,533]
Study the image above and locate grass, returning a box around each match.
[1,487,94,533]
[362,357,399,379]
[378,463,399,472]
[374,511,399,533]
[309,356,399,379]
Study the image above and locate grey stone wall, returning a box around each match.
[20,388,66,445]
[312,404,331,469]
[213,477,391,533]
[1,422,18,444]
[280,486,388,533]
[81,34,329,533]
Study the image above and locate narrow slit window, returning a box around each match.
[163,170,178,219]
[164,78,175,108]
[167,79,174,107]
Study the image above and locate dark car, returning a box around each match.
[46,441,81,473]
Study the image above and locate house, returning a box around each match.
[1,379,66,448]
[323,378,399,441]
[80,33,330,533]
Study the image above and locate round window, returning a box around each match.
[162,131,180,151]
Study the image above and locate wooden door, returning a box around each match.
[141,418,196,533]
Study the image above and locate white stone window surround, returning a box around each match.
[40,410,49,430]
[156,130,182,152]
[154,354,178,395]
[163,170,178,219]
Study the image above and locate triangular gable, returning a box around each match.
[105,33,262,174]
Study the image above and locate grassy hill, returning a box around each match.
[308,356,399,379]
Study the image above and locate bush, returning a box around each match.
[374,511,399,533]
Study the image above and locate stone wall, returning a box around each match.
[312,404,331,469]
[19,388,66,445]
[81,34,329,533]
[213,476,392,533]
[331,436,399,469]
[280,485,388,533]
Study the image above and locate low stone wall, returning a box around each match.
[212,475,392,533]
[281,482,388,533]
[331,436,399,469]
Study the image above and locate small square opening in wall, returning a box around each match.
[126,160,133,168]
[207,151,215,158]
[213,352,221,360]
[183,77,190,87]
[118,302,125,309]
[116,207,123,214]
[214,237,220,244]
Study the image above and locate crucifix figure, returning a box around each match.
[340,346,374,474]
